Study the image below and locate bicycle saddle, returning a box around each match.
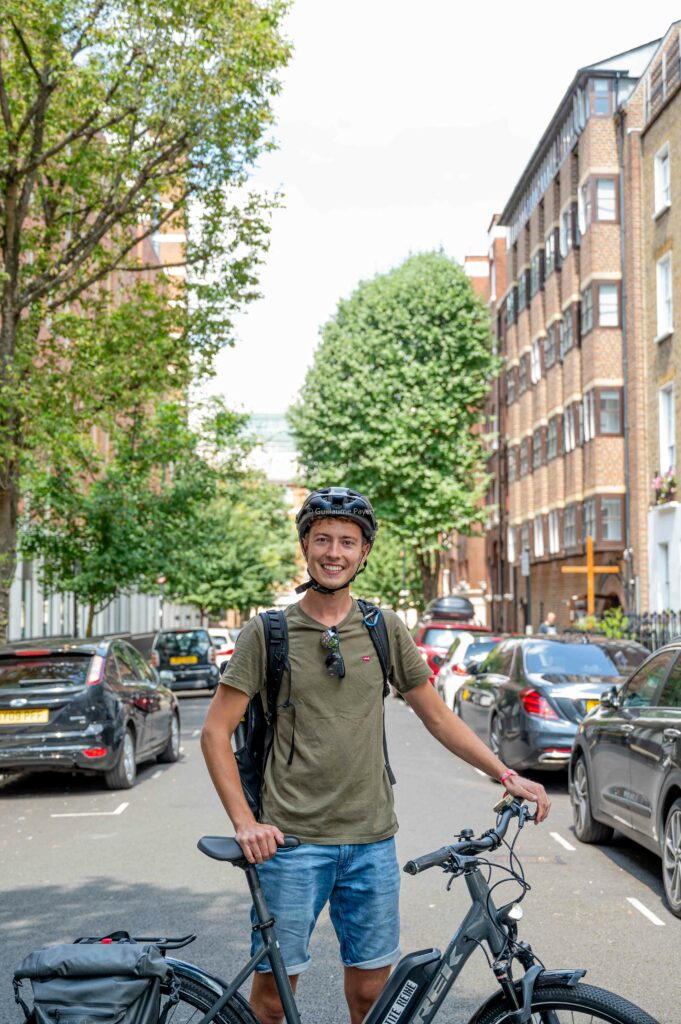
[197,835,300,865]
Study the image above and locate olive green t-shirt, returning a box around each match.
[221,600,431,844]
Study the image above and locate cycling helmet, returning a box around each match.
[295,487,378,595]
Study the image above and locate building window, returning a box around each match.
[598,284,619,327]
[547,418,558,460]
[600,389,622,434]
[507,526,516,563]
[506,287,516,326]
[559,310,574,358]
[530,340,542,384]
[592,78,611,116]
[545,231,556,277]
[656,254,673,337]
[579,182,592,233]
[559,208,571,258]
[596,178,617,221]
[532,427,543,469]
[564,406,576,453]
[518,354,528,395]
[548,510,561,554]
[659,384,675,473]
[518,271,528,312]
[575,400,584,447]
[544,324,557,369]
[583,390,596,441]
[602,497,623,542]
[519,438,529,476]
[534,516,545,557]
[506,368,516,405]
[583,498,597,542]
[507,446,517,484]
[530,251,544,296]
[563,505,577,547]
[520,522,530,557]
[654,144,671,213]
[581,285,593,335]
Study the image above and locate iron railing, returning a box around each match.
[624,611,681,653]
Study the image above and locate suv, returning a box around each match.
[0,638,180,788]
[569,639,681,917]
[151,628,220,692]
[413,620,491,681]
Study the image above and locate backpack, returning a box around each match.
[232,600,395,819]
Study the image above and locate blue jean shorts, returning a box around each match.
[250,837,401,974]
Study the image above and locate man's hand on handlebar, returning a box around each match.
[235,821,285,864]
[502,774,550,823]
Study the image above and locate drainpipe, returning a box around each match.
[615,86,633,612]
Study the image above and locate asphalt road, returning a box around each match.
[0,694,676,1023]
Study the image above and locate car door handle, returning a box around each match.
[663,728,681,741]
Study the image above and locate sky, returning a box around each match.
[207,1,681,417]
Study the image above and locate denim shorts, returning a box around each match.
[250,837,401,974]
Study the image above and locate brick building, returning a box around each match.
[485,41,659,632]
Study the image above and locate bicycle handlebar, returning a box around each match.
[403,797,523,876]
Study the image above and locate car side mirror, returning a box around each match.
[159,670,174,685]
[599,686,620,709]
[466,661,480,676]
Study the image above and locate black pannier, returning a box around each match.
[14,941,175,1024]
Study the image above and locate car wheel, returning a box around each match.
[571,757,613,844]
[662,798,681,918]
[105,728,137,790]
[157,713,180,764]
[489,715,502,759]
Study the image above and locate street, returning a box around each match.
[0,694,675,1023]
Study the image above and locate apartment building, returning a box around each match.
[487,42,659,631]
[621,23,681,611]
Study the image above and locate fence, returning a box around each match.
[624,611,681,652]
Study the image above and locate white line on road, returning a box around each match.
[626,897,665,926]
[51,802,129,819]
[550,832,576,851]
[151,770,162,779]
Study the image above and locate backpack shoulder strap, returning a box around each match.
[259,609,289,723]
[357,599,396,786]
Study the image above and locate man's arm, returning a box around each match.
[200,684,284,863]
[403,682,550,822]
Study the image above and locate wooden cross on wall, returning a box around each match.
[560,536,619,616]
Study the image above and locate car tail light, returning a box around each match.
[519,688,559,719]
[150,650,159,668]
[453,663,468,676]
[83,747,107,758]
[86,655,105,686]
[16,649,52,656]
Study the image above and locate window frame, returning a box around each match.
[656,253,673,339]
[530,339,542,384]
[532,427,544,470]
[548,509,561,554]
[654,143,671,215]
[601,496,623,544]
[518,353,529,395]
[530,250,544,297]
[563,504,578,549]
[599,388,624,436]
[519,437,530,477]
[595,177,618,222]
[659,383,676,474]
[533,515,545,558]
[544,324,557,369]
[506,367,517,406]
[581,284,593,336]
[546,418,558,461]
[591,77,612,117]
[597,282,620,328]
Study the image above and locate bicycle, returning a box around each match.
[58,796,662,1023]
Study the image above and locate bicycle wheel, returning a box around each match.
[474,982,660,1024]
[160,973,261,1024]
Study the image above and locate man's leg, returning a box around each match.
[250,971,299,1024]
[344,965,391,1024]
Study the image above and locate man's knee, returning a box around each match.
[250,971,298,1024]
[344,965,390,1021]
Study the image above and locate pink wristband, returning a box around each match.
[499,769,518,786]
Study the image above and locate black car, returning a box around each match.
[569,640,681,917]
[456,635,648,771]
[151,628,220,692]
[0,638,180,788]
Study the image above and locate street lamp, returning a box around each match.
[156,574,167,629]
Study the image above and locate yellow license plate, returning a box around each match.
[586,699,599,713]
[170,655,198,665]
[0,708,49,725]
[461,689,470,700]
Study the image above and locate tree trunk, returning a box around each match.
[0,471,19,642]
[417,551,440,607]
[86,602,96,637]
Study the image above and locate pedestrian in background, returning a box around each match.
[539,611,558,635]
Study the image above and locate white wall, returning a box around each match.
[647,503,681,612]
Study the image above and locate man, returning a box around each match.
[201,487,550,1024]
[539,611,558,635]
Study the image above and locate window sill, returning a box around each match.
[654,329,673,344]
[653,202,671,221]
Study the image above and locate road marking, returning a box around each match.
[51,802,129,819]
[151,770,162,779]
[626,897,665,926]
[550,832,576,851]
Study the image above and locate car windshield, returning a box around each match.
[158,631,210,657]
[465,640,499,664]
[0,657,90,688]
[423,628,458,648]
[524,641,639,678]
[211,635,228,647]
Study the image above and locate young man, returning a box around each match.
[201,487,550,1024]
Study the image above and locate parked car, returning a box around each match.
[0,638,180,789]
[569,640,681,917]
[207,627,235,670]
[436,633,505,709]
[413,619,491,681]
[151,627,220,692]
[425,594,477,622]
[456,636,648,771]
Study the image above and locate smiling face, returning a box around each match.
[302,517,371,589]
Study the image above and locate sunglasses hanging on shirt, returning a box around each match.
[320,626,345,679]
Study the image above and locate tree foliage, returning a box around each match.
[0,0,290,635]
[289,252,499,605]
[359,523,422,613]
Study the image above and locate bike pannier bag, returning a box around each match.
[14,941,173,1024]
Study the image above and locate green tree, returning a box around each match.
[289,252,499,605]
[0,0,290,635]
[359,523,422,613]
